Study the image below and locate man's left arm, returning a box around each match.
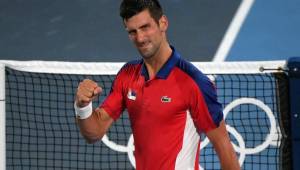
[206,120,240,170]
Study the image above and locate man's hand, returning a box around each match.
[75,79,113,143]
[76,79,103,108]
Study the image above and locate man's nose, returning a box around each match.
[136,31,145,43]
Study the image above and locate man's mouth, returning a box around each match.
[138,41,150,49]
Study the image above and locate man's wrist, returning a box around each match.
[74,102,93,119]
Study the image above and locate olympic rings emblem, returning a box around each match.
[101,98,280,169]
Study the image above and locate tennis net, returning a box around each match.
[0,60,292,170]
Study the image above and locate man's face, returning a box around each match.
[124,9,166,59]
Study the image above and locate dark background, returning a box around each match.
[0,0,240,62]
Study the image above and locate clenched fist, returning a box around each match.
[75,79,103,108]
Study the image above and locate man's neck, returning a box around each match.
[144,43,172,80]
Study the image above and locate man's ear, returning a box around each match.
[159,15,168,32]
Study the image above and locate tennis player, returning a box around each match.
[75,0,240,169]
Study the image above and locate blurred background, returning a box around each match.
[0,0,299,62]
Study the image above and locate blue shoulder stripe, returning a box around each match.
[176,59,223,126]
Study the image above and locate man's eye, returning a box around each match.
[128,31,136,36]
[141,25,150,31]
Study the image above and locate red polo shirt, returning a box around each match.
[101,47,223,170]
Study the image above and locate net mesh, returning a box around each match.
[200,74,281,170]
[4,63,286,170]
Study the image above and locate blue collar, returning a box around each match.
[141,46,181,80]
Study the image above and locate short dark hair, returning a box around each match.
[120,0,163,23]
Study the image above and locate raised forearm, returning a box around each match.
[75,79,113,143]
[77,108,114,143]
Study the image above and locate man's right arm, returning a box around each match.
[75,79,114,144]
[76,108,114,143]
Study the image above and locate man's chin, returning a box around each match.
[138,49,152,59]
